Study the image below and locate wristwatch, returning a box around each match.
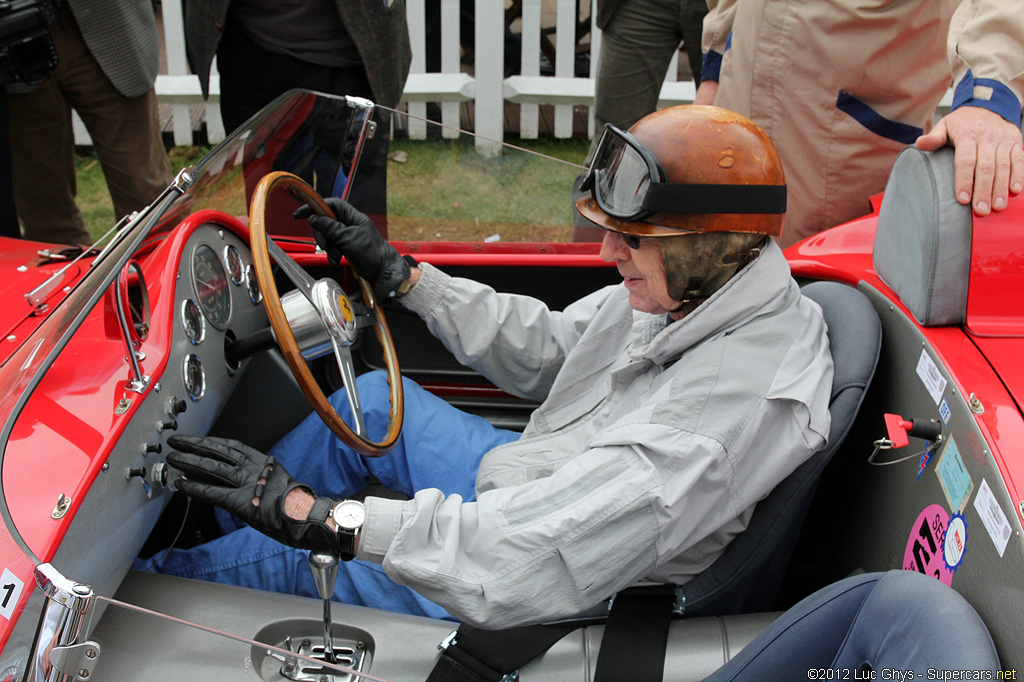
[331,499,366,560]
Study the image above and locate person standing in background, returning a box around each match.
[696,0,1024,248]
[587,0,707,163]
[185,0,411,231]
[574,0,708,241]
[7,0,171,245]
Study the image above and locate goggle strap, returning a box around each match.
[644,183,787,215]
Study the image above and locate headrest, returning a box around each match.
[873,146,972,326]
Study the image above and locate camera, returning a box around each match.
[0,0,58,85]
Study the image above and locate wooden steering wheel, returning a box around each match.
[248,171,403,456]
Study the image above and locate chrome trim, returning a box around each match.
[27,564,99,682]
[245,264,262,304]
[113,263,149,395]
[182,354,206,401]
[180,299,206,345]
[224,244,244,285]
[173,165,197,192]
[342,97,377,201]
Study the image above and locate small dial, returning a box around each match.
[224,244,244,285]
[181,299,206,345]
[245,264,262,304]
[192,244,231,328]
[183,354,206,401]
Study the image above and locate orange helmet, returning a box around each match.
[576,105,786,238]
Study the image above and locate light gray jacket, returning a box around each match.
[360,241,833,628]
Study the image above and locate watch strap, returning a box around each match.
[307,495,334,524]
[332,500,360,561]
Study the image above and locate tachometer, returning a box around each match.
[192,244,231,328]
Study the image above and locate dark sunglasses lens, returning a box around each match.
[624,234,641,249]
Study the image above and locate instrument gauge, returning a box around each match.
[192,244,231,328]
[181,299,206,345]
[245,264,263,304]
[224,244,244,285]
[183,354,206,401]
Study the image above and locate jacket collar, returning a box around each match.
[628,240,794,366]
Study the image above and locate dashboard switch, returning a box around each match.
[168,397,188,416]
[157,419,178,432]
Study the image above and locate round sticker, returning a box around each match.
[902,504,953,586]
[943,512,967,572]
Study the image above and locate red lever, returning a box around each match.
[883,414,943,448]
[884,413,912,448]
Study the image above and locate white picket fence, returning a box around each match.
[73,0,699,154]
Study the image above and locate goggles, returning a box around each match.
[580,124,787,222]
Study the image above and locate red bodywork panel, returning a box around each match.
[0,240,86,356]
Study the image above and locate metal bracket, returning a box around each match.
[674,586,686,615]
[437,629,458,651]
[28,565,96,682]
[49,641,101,681]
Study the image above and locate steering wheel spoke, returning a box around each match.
[267,238,318,301]
[249,171,404,456]
[331,342,368,438]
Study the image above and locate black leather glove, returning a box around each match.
[294,197,411,300]
[166,435,337,553]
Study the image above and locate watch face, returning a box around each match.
[332,500,366,531]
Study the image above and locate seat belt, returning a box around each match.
[426,585,678,682]
[593,583,677,682]
[426,621,579,682]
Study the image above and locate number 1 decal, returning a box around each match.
[0,569,24,621]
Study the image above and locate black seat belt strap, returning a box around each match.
[593,584,678,682]
[426,622,578,682]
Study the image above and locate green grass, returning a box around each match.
[77,137,591,243]
[387,136,588,242]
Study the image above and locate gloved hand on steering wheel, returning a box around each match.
[166,434,338,553]
[294,197,412,300]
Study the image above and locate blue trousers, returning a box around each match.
[701,571,999,680]
[139,371,520,620]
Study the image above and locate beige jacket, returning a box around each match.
[702,0,1024,247]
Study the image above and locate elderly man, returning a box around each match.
[151,105,834,629]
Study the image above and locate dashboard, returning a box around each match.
[14,220,275,597]
[175,225,267,410]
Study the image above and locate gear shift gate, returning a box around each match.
[278,635,366,682]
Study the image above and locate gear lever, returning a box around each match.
[308,551,340,663]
